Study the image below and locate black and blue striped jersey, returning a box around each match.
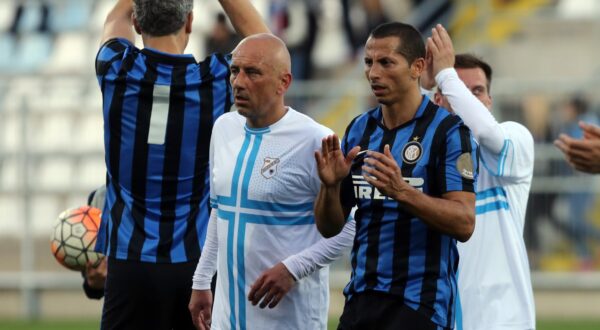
[94,38,232,263]
[340,96,478,328]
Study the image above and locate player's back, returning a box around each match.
[95,38,232,263]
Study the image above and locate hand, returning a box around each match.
[85,258,107,290]
[314,135,361,187]
[189,289,213,330]
[248,262,295,309]
[361,145,412,200]
[554,121,600,174]
[581,121,600,140]
[426,24,455,80]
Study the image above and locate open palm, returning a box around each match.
[315,135,360,186]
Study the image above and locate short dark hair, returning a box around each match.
[133,0,193,37]
[369,22,425,64]
[455,54,493,92]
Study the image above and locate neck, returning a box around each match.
[247,105,288,129]
[381,85,423,129]
[142,34,186,54]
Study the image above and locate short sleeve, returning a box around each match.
[95,38,134,80]
[437,122,478,194]
[479,121,534,180]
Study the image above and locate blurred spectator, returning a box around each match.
[552,95,600,268]
[8,1,51,35]
[269,0,319,81]
[204,13,240,55]
[340,0,388,58]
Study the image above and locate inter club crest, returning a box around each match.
[261,157,280,179]
[402,136,423,164]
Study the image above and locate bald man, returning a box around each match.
[189,34,355,330]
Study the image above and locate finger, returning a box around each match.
[268,294,282,309]
[314,150,323,168]
[580,121,600,138]
[427,36,439,57]
[260,290,277,309]
[330,135,341,152]
[553,139,568,154]
[366,149,398,168]
[248,276,266,304]
[363,158,394,178]
[346,146,361,164]
[249,282,270,306]
[436,24,453,50]
[362,165,387,184]
[431,26,443,50]
[321,137,329,156]
[201,310,212,330]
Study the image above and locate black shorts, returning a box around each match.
[101,257,198,330]
[337,291,451,330]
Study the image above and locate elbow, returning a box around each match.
[456,214,475,243]
[316,222,342,239]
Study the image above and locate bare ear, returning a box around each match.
[132,16,142,35]
[410,58,425,79]
[185,12,193,34]
[433,91,443,105]
[278,72,292,95]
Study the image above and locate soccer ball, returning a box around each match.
[50,206,104,271]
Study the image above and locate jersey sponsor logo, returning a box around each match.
[352,175,424,200]
[261,157,280,179]
[402,137,423,164]
[456,152,474,179]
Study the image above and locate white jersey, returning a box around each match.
[203,108,335,330]
[436,69,536,330]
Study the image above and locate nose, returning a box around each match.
[231,71,247,89]
[366,64,380,82]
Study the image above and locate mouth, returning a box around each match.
[234,94,250,105]
[371,85,386,96]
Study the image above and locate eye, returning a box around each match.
[364,58,373,66]
[472,87,485,97]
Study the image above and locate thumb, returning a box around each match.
[384,144,392,157]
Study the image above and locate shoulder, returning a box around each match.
[500,121,534,147]
[214,111,244,132]
[97,38,135,60]
[286,108,333,136]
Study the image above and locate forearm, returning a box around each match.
[219,0,270,38]
[101,0,135,45]
[314,185,347,238]
[283,219,354,280]
[396,188,475,242]
[192,210,218,290]
[436,68,505,154]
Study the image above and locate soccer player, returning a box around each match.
[189,33,355,330]
[94,0,268,328]
[555,121,600,174]
[423,24,536,330]
[314,22,478,330]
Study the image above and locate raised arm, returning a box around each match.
[314,135,360,238]
[101,0,135,45]
[219,0,270,38]
[426,24,505,154]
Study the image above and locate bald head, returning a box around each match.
[232,33,291,74]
